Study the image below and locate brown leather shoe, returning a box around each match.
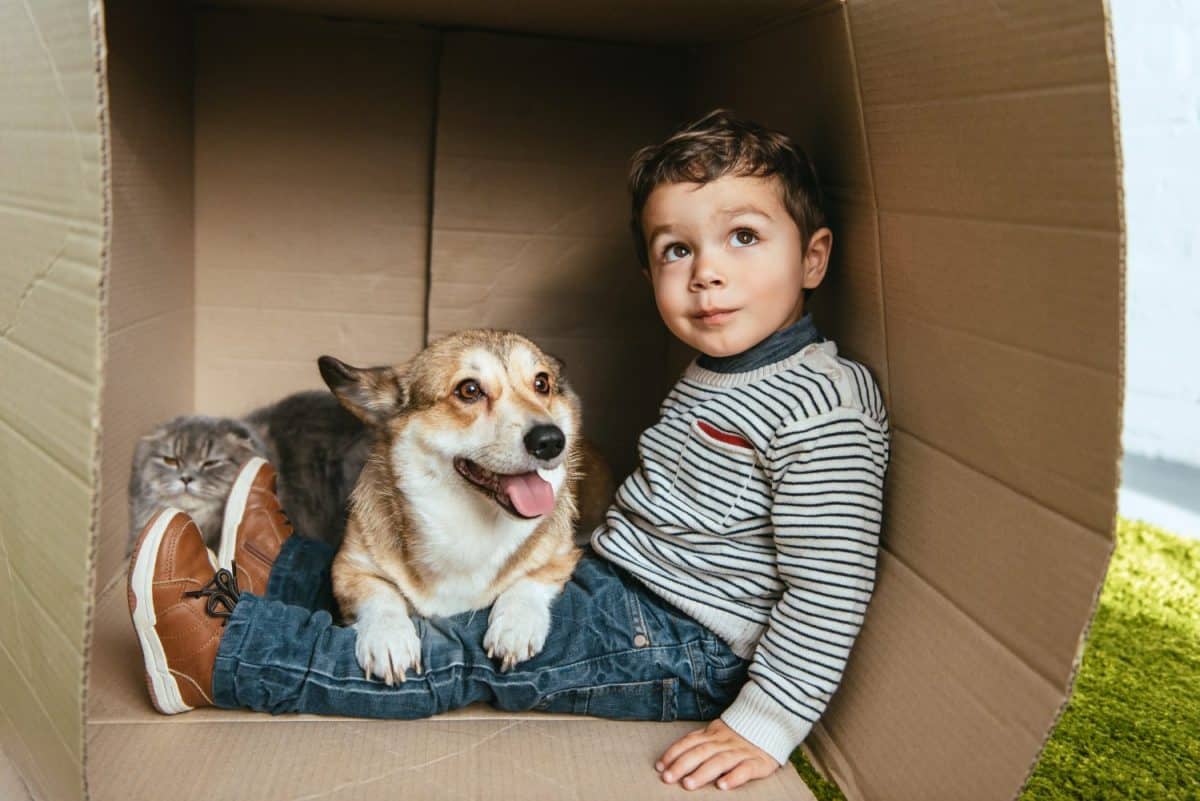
[127,508,239,714]
[216,457,293,596]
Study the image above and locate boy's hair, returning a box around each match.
[628,109,828,270]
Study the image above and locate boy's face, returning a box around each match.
[640,175,829,358]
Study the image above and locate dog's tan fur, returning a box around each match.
[319,330,585,683]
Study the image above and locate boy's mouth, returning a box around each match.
[693,307,738,325]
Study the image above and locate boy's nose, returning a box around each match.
[690,272,725,291]
[690,258,725,290]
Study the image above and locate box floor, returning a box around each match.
[87,578,816,800]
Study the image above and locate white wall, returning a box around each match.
[1110,0,1200,467]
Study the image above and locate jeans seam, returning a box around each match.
[625,586,648,643]
[686,641,711,719]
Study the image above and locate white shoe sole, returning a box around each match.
[217,456,268,573]
[128,508,198,715]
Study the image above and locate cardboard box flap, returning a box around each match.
[886,431,1113,685]
[0,1,108,800]
[804,552,1077,800]
[850,0,1118,229]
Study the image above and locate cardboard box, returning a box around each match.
[0,0,1122,798]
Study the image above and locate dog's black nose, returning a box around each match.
[524,424,565,461]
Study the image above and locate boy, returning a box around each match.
[127,110,889,792]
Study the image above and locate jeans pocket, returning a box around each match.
[534,678,678,721]
[701,637,750,707]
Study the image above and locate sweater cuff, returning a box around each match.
[720,681,813,766]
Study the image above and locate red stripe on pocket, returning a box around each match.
[697,421,752,450]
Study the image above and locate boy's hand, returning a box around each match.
[656,718,780,791]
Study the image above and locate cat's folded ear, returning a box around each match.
[318,356,406,426]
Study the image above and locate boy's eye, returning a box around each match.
[662,243,691,263]
[730,229,758,247]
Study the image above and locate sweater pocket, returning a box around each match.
[669,419,759,532]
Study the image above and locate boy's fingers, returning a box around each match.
[658,728,707,769]
[677,751,747,791]
[661,741,728,784]
[715,757,776,791]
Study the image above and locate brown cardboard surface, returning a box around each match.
[885,431,1113,687]
[428,33,683,477]
[193,11,436,414]
[880,213,1121,373]
[97,0,196,595]
[850,0,1118,229]
[805,551,1071,800]
[0,0,106,798]
[888,314,1120,533]
[87,580,817,800]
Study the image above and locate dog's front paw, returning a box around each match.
[353,611,422,685]
[483,592,552,673]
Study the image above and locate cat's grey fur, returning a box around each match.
[127,391,368,555]
[244,390,369,549]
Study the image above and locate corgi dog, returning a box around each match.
[318,330,584,684]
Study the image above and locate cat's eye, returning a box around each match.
[161,456,179,468]
[201,459,224,470]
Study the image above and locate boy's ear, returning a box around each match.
[802,227,833,290]
[318,356,406,426]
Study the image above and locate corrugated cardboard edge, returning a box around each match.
[81,1,114,799]
[1011,1,1126,796]
[421,31,443,346]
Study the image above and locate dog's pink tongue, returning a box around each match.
[499,471,555,517]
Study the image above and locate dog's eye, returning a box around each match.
[455,379,484,402]
[533,372,551,395]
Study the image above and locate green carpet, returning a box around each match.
[790,518,1200,800]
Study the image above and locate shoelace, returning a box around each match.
[184,567,241,623]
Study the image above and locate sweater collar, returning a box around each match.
[695,313,822,375]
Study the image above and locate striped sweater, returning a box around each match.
[591,339,890,764]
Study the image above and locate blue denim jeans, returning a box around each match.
[212,537,750,721]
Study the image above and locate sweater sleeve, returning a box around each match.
[720,408,889,765]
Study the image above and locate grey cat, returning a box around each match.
[127,391,368,555]
[127,416,266,553]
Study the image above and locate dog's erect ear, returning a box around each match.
[318,356,406,426]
